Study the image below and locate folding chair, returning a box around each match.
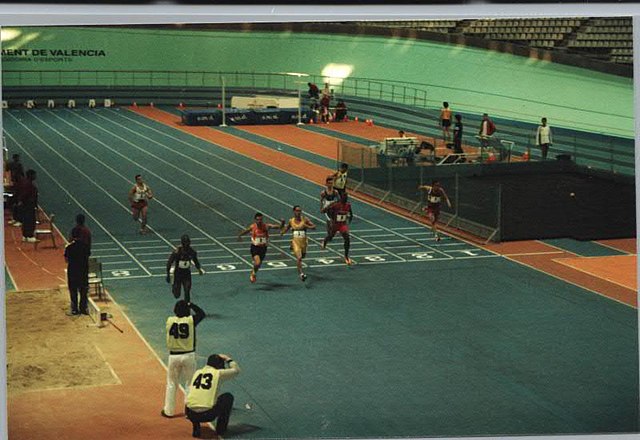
[34,213,56,249]
[88,257,105,300]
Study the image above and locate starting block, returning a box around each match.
[47,99,55,109]
[26,100,35,109]
[67,99,76,108]
[104,99,112,108]
[88,99,96,108]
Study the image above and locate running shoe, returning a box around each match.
[13,222,22,227]
[250,273,256,283]
[300,273,307,282]
[321,239,327,250]
[345,257,354,266]
[436,235,441,242]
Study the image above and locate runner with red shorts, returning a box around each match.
[418,180,451,242]
[238,212,285,283]
[321,192,354,265]
[128,174,153,234]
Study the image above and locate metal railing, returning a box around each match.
[2,70,429,109]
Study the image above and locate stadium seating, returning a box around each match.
[356,17,632,65]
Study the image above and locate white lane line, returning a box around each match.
[100,109,407,262]
[45,110,252,268]
[108,109,470,259]
[66,109,299,265]
[504,251,566,257]
[3,123,153,276]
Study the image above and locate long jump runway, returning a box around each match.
[4,107,638,438]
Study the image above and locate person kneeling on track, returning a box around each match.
[185,353,240,438]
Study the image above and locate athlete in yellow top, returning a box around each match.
[281,205,316,282]
[440,101,452,143]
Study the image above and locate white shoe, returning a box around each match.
[7,220,15,225]
[300,273,307,282]
[26,237,38,243]
[13,222,22,227]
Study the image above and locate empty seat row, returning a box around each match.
[467,18,581,28]
[488,33,563,41]
[568,40,633,48]
[591,18,632,27]
[575,33,633,41]
[611,48,633,56]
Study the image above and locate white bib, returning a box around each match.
[178,260,191,269]
[252,237,267,245]
[336,214,347,222]
[293,230,306,238]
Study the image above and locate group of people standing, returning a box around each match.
[439,101,553,160]
[6,154,40,242]
[308,82,347,123]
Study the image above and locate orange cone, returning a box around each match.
[343,116,348,122]
[178,102,184,109]
[487,152,496,163]
[150,102,154,107]
[522,151,530,161]
[370,119,374,126]
[309,118,314,124]
[354,116,359,122]
[217,103,222,109]
[132,102,138,108]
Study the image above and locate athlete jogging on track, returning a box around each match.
[320,176,340,235]
[321,191,354,265]
[238,212,285,283]
[166,234,204,303]
[128,174,153,234]
[418,180,452,242]
[281,205,316,282]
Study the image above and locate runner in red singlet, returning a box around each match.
[238,212,285,283]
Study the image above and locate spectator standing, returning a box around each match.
[536,117,553,160]
[321,82,331,100]
[64,229,90,315]
[440,102,452,143]
[6,154,24,226]
[453,114,464,155]
[162,299,206,419]
[6,153,24,186]
[20,169,38,242]
[70,213,92,251]
[185,353,240,438]
[320,94,331,123]
[307,82,320,99]
[478,113,496,151]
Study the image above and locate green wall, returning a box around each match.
[2,26,634,137]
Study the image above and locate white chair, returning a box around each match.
[26,100,35,109]
[88,257,105,301]
[104,99,112,108]
[88,99,96,108]
[47,99,55,109]
[34,213,56,250]
[67,99,76,108]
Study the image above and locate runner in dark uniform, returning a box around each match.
[320,176,340,236]
[166,234,204,302]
